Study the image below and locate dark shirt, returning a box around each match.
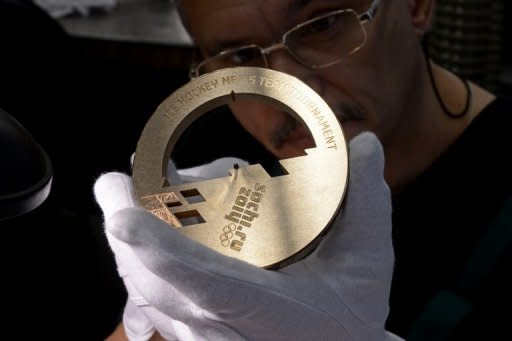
[388,97,512,339]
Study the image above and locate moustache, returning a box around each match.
[270,102,366,149]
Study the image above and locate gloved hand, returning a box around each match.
[95,132,401,341]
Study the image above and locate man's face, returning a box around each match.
[182,0,421,159]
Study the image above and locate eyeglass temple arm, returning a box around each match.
[359,0,380,22]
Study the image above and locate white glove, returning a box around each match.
[95,132,401,341]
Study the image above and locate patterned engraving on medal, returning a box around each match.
[220,223,236,247]
[152,208,180,227]
[221,183,266,252]
[140,189,206,228]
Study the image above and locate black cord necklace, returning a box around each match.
[423,36,473,119]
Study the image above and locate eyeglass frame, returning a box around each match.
[189,0,380,78]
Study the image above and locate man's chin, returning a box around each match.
[340,120,369,141]
[269,134,314,159]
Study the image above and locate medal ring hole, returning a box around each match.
[181,188,206,204]
[174,210,206,226]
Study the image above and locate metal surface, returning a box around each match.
[133,67,348,268]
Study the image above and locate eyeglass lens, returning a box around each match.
[196,10,366,75]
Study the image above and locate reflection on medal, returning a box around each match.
[132,67,348,268]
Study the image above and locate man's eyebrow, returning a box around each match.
[290,0,312,10]
[288,0,339,13]
[286,0,351,13]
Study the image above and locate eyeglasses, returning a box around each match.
[190,0,380,78]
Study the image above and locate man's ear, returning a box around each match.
[407,0,435,36]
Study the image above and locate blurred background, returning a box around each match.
[428,0,510,94]
[0,0,510,339]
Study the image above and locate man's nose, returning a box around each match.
[266,48,312,79]
[266,49,323,97]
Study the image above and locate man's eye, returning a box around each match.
[307,15,338,34]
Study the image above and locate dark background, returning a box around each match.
[0,0,510,339]
[0,2,271,339]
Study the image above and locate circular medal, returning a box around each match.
[133,67,348,268]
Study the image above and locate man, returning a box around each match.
[97,0,511,339]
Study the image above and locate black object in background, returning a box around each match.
[0,107,52,219]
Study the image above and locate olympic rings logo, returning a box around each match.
[220,223,237,247]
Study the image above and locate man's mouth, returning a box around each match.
[271,103,366,150]
[271,115,311,150]
[284,124,312,146]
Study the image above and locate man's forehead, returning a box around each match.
[183,0,370,54]
[182,0,365,18]
[285,0,369,11]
